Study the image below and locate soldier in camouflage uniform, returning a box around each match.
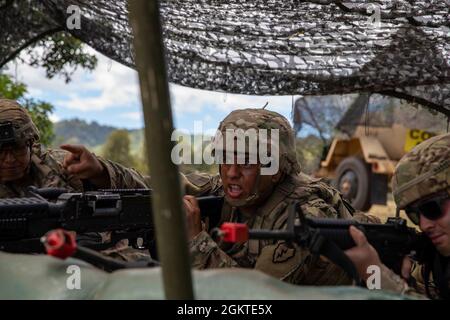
[345,133,450,299]
[183,108,378,286]
[0,98,150,261]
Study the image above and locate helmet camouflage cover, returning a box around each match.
[392,133,450,209]
[0,99,40,145]
[214,108,300,175]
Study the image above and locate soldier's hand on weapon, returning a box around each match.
[400,256,413,280]
[183,195,204,241]
[60,144,110,187]
[344,226,383,281]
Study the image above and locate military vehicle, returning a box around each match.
[295,94,448,211]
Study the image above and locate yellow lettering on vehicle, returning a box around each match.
[404,129,435,152]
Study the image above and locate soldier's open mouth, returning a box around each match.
[227,184,243,198]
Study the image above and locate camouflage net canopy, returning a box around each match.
[0,0,449,115]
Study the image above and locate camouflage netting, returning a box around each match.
[0,0,449,115]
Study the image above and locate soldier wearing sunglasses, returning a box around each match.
[345,133,450,299]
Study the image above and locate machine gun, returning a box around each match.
[0,187,224,270]
[214,201,434,283]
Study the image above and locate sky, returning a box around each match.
[4,47,297,133]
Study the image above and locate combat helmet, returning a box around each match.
[392,133,450,212]
[213,108,300,206]
[214,108,300,174]
[0,99,40,147]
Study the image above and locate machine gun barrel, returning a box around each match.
[0,188,223,254]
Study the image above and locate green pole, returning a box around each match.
[127,0,194,300]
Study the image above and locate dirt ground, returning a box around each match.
[368,200,417,228]
[369,200,397,221]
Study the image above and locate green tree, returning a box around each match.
[295,135,324,175]
[15,32,98,83]
[0,74,26,99]
[22,99,54,145]
[0,31,99,145]
[0,74,54,145]
[102,130,136,168]
[133,139,150,175]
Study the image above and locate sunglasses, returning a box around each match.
[404,192,449,225]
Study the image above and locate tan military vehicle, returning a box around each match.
[316,124,436,211]
[310,94,447,211]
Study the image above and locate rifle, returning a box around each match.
[0,187,224,268]
[214,201,434,283]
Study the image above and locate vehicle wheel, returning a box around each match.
[333,157,371,211]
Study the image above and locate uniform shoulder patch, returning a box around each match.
[272,242,296,263]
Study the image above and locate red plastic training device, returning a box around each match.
[220,223,249,243]
[42,229,77,259]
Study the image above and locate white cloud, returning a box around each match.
[170,83,296,124]
[4,45,296,129]
[5,54,88,96]
[49,113,60,123]
[55,53,141,111]
[121,111,143,121]
[5,47,141,112]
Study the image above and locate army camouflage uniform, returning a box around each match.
[185,108,378,286]
[0,144,148,198]
[379,133,450,299]
[0,99,150,261]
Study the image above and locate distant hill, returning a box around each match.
[51,119,218,174]
[51,119,320,175]
[53,119,118,147]
[53,118,141,148]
